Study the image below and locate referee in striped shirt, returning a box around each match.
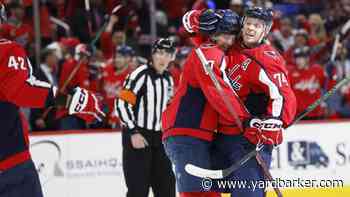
[116,38,176,197]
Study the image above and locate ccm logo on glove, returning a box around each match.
[74,90,88,112]
[249,118,283,131]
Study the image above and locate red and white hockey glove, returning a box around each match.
[243,118,284,146]
[182,10,201,34]
[68,87,105,123]
[183,9,222,47]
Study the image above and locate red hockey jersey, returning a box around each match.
[56,58,90,119]
[289,64,327,118]
[0,23,33,47]
[101,63,131,124]
[162,44,249,141]
[220,42,297,134]
[0,39,53,170]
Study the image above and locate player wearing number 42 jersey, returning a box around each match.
[0,3,104,197]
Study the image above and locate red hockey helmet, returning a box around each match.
[74,43,92,61]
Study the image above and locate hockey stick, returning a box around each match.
[186,66,350,179]
[194,47,244,131]
[287,73,350,128]
[185,143,262,179]
[330,19,350,61]
[40,58,85,119]
[185,19,350,195]
[187,46,283,197]
[40,5,123,121]
[90,4,124,52]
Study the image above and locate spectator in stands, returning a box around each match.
[30,49,59,131]
[289,46,328,120]
[67,0,106,43]
[229,0,245,16]
[168,46,191,89]
[100,14,126,59]
[271,17,294,52]
[46,37,80,62]
[308,13,328,45]
[0,2,33,48]
[56,43,91,130]
[284,29,306,63]
[101,45,135,128]
[325,43,350,118]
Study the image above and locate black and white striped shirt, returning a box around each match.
[115,64,174,132]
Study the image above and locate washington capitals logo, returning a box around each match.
[294,75,320,94]
[264,51,278,60]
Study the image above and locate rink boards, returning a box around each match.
[29,120,350,197]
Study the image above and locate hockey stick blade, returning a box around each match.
[185,148,258,179]
[185,164,223,179]
[190,74,350,180]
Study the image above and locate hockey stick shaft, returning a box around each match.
[330,34,340,62]
[256,153,283,197]
[90,4,123,51]
[287,74,350,128]
[217,69,350,178]
[40,5,123,120]
[40,59,84,120]
[194,47,244,131]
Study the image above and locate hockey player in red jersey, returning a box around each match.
[183,7,297,197]
[289,46,327,119]
[102,45,134,128]
[0,4,104,197]
[162,10,249,197]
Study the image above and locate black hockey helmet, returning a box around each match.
[244,7,273,24]
[215,9,241,35]
[243,6,273,32]
[152,38,176,54]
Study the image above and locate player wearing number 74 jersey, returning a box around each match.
[184,7,297,197]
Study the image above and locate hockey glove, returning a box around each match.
[198,9,221,35]
[182,9,221,35]
[68,87,105,123]
[243,117,284,145]
[182,10,201,34]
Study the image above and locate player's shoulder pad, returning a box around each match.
[253,44,287,72]
[0,38,23,50]
[198,43,224,58]
[261,44,284,63]
[0,39,27,59]
[199,43,216,49]
[0,38,12,45]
